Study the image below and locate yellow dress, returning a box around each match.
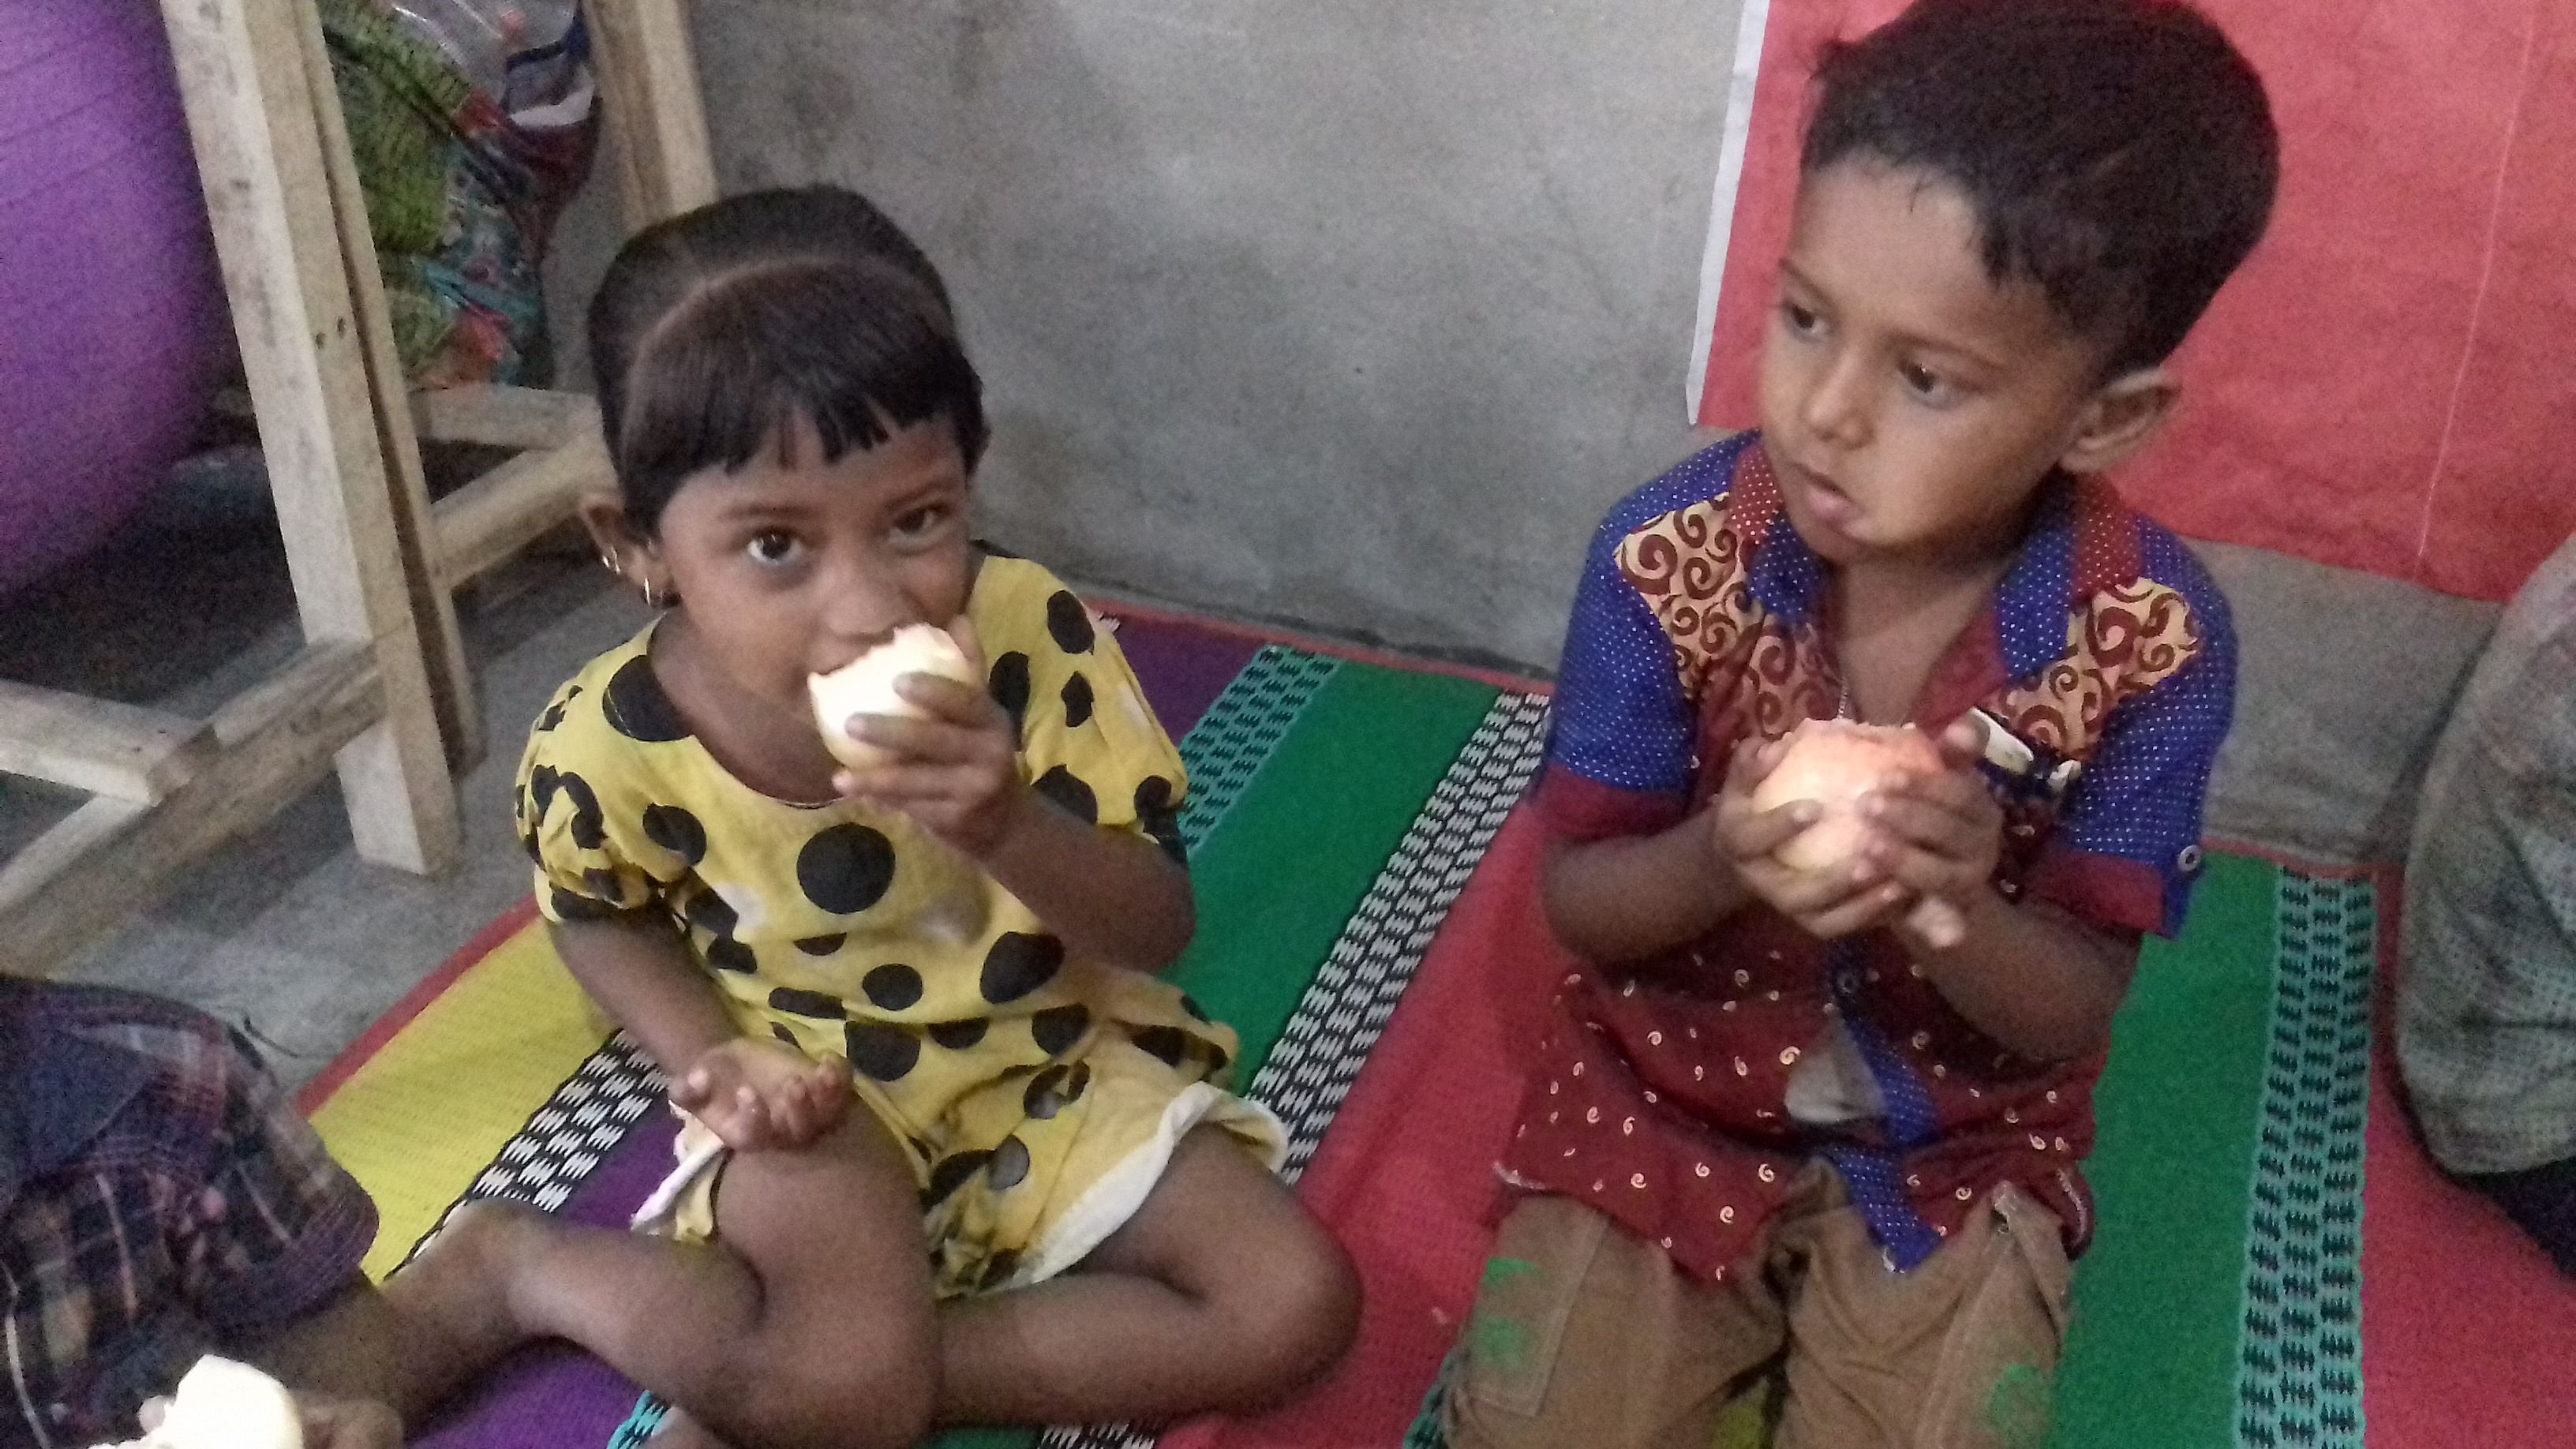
[515,556,1282,1296]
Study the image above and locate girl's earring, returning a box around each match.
[642,579,675,611]
[600,552,625,578]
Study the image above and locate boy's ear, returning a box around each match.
[2058,367,2177,476]
[577,492,668,597]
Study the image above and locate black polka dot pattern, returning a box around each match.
[769,987,845,1020]
[526,766,561,819]
[1032,766,1096,825]
[549,886,622,923]
[684,889,737,938]
[987,1135,1031,1191]
[928,1017,990,1050]
[1021,1062,1090,1119]
[1029,1002,1090,1057]
[844,1021,920,1082]
[988,652,1032,739]
[642,804,706,865]
[772,1024,801,1047]
[1129,1024,1190,1069]
[602,656,691,742]
[581,868,629,906]
[1136,776,1185,863]
[797,824,897,915]
[1046,591,1095,654]
[556,773,605,849]
[923,1149,990,1207]
[1061,673,1094,728]
[981,932,1066,1004]
[977,1249,1020,1290]
[705,938,758,974]
[863,963,925,1013]
[793,933,846,957]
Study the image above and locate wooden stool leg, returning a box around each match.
[161,0,462,875]
[589,0,721,227]
[287,0,485,770]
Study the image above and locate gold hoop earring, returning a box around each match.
[600,552,624,578]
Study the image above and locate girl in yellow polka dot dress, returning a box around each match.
[418,188,1357,1448]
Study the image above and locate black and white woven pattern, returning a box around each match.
[1037,691,1550,1449]
[399,1032,664,1268]
[1258,691,1548,1181]
[1175,646,1342,851]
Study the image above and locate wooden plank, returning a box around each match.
[290,0,483,769]
[413,385,593,451]
[589,0,719,227]
[159,0,461,874]
[0,683,215,803]
[433,429,614,588]
[0,645,380,977]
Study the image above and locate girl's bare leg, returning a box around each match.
[396,1110,937,1449]
[934,1126,1361,1427]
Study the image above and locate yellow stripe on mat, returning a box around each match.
[309,919,609,1279]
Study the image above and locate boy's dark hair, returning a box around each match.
[588,185,987,535]
[1803,0,2278,373]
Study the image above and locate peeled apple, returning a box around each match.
[1748,717,1967,949]
[808,624,980,770]
[97,1356,302,1449]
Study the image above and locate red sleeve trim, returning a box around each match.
[2023,845,2166,938]
[1532,763,1690,844]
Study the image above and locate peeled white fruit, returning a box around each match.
[1748,717,1967,949]
[808,624,979,770]
[97,1356,302,1449]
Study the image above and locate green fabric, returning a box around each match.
[2232,873,2373,1449]
[2046,852,2281,1448]
[929,660,1498,1449]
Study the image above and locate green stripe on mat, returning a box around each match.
[934,658,1500,1449]
[2049,852,2280,1449]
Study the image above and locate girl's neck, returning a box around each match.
[650,612,846,804]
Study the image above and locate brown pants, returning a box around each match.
[1443,1166,2070,1449]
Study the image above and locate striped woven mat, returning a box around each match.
[302,612,2575,1449]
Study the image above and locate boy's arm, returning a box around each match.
[1903,893,2140,1060]
[1542,816,1753,964]
[1545,741,1914,967]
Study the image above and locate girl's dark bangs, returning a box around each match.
[612,263,985,518]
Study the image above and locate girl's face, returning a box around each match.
[622,414,976,717]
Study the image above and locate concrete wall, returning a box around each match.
[538,1,2505,867]
[552,0,1735,672]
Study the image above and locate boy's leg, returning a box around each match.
[933,1125,1361,1426]
[392,1107,938,1449]
[1442,1194,1784,1449]
[1772,1181,2070,1449]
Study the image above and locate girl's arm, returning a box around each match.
[977,791,1195,970]
[836,630,1196,974]
[549,915,737,1076]
[550,915,851,1146]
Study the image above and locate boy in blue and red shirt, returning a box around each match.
[1445,3,2278,1446]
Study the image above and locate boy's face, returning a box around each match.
[1758,161,2129,567]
